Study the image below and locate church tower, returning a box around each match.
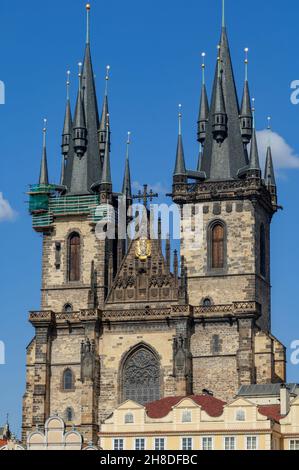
[172,8,285,399]
[23,3,286,445]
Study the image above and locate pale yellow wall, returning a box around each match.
[100,397,276,450]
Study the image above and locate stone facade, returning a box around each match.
[22,5,286,447]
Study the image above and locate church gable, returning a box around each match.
[106,238,178,305]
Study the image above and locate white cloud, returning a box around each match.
[0,193,16,222]
[132,181,170,197]
[256,130,299,170]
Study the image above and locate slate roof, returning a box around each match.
[238,383,299,397]
[200,27,248,180]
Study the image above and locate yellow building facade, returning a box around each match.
[99,394,299,451]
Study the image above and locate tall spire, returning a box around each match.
[122,132,132,200]
[64,3,102,194]
[99,65,111,165]
[39,119,49,185]
[212,47,228,144]
[248,98,261,173]
[173,104,186,176]
[61,71,73,183]
[73,62,87,157]
[197,52,210,145]
[101,118,112,186]
[200,26,247,180]
[240,48,253,147]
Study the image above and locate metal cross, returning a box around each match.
[133,184,158,208]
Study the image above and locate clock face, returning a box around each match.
[135,239,151,261]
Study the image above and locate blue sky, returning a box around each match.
[0,0,299,436]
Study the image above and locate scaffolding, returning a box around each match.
[28,186,105,230]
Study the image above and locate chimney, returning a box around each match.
[280,384,290,416]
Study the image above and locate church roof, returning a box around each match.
[200,27,247,180]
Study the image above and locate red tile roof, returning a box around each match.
[0,439,7,448]
[258,405,283,422]
[145,395,226,419]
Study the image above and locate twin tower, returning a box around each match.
[22,5,286,444]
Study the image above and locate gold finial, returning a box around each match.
[105,65,111,96]
[86,4,91,44]
[267,116,271,130]
[267,116,272,146]
[43,118,47,147]
[66,70,71,100]
[78,62,82,89]
[201,52,206,84]
[127,131,131,145]
[178,104,182,136]
[244,47,249,81]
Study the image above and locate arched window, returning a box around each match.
[63,303,73,313]
[260,224,266,278]
[210,222,226,269]
[65,407,74,422]
[203,298,212,307]
[68,233,81,282]
[63,369,74,391]
[122,346,160,405]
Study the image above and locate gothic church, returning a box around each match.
[22,4,286,443]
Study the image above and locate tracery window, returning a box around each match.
[122,347,160,405]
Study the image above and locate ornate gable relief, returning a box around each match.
[106,239,178,304]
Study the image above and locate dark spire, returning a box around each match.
[101,120,112,186]
[240,48,253,146]
[122,132,132,200]
[64,4,102,194]
[212,51,228,144]
[39,119,49,185]
[73,63,87,158]
[197,53,209,144]
[264,121,276,189]
[248,101,261,174]
[61,71,72,186]
[265,145,276,187]
[98,66,111,166]
[165,234,171,272]
[200,27,247,180]
[62,71,73,156]
[173,105,186,177]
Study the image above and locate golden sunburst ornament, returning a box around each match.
[135,239,151,261]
